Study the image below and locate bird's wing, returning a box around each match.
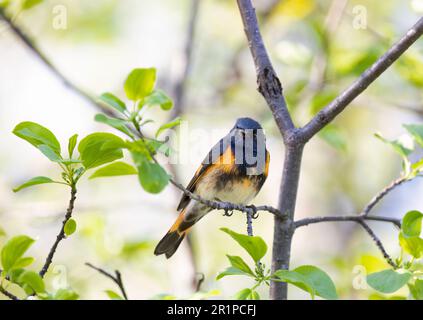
[176,137,230,211]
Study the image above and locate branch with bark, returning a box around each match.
[39,187,77,277]
[236,0,423,300]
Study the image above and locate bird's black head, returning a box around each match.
[234,117,262,130]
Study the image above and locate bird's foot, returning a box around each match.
[223,208,234,217]
[247,205,259,219]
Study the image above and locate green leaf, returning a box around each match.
[234,288,252,300]
[64,219,77,236]
[1,235,35,272]
[53,288,79,300]
[404,124,423,147]
[399,231,423,258]
[13,176,54,192]
[402,210,423,237]
[124,68,156,101]
[89,161,137,179]
[99,93,127,114]
[156,117,181,138]
[294,265,338,300]
[367,269,412,294]
[226,255,255,276]
[94,114,134,138]
[78,133,125,169]
[143,90,173,110]
[220,228,267,263]
[38,144,62,162]
[68,134,78,158]
[105,290,124,300]
[409,279,423,300]
[374,133,414,158]
[13,121,61,156]
[273,269,315,299]
[18,270,45,294]
[22,0,43,10]
[132,155,169,193]
[13,257,34,269]
[251,290,260,300]
[216,267,252,280]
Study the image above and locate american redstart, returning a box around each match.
[154,117,269,258]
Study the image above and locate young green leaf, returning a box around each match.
[220,228,267,263]
[374,133,414,158]
[293,265,338,300]
[133,156,169,193]
[156,117,181,138]
[94,114,134,138]
[53,288,79,300]
[78,133,125,169]
[18,270,45,294]
[226,255,255,277]
[367,269,412,293]
[1,235,35,272]
[68,134,78,158]
[13,121,61,155]
[216,267,252,280]
[105,290,124,300]
[251,290,260,300]
[402,210,423,237]
[38,144,62,162]
[408,279,423,300]
[13,257,35,269]
[273,269,315,299]
[234,288,252,300]
[64,219,77,236]
[89,161,137,179]
[99,93,127,114]
[404,124,423,148]
[143,90,173,110]
[13,176,54,192]
[399,231,423,258]
[124,68,156,101]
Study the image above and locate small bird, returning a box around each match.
[154,117,270,258]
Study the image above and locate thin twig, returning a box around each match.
[362,176,408,216]
[85,263,128,300]
[39,187,77,277]
[0,286,19,300]
[169,179,283,218]
[301,17,423,141]
[294,214,401,229]
[356,220,397,268]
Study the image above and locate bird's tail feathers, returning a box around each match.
[154,209,195,259]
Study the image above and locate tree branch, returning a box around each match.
[39,187,77,277]
[0,286,19,300]
[301,17,423,141]
[85,263,128,300]
[236,0,295,139]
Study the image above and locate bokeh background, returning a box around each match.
[0,0,422,299]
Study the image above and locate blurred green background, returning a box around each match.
[0,0,422,299]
